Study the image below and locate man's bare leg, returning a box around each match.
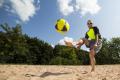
[64,39,84,47]
[77,38,90,48]
[89,48,96,72]
[76,39,84,49]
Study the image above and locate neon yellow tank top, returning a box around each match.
[87,28,95,40]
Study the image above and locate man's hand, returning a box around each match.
[94,44,97,48]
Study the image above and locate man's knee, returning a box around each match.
[79,39,84,44]
[82,38,89,46]
[77,39,84,45]
[90,49,95,56]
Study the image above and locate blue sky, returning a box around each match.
[0,0,120,49]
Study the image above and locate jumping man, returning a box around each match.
[65,20,102,72]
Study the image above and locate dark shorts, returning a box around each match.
[85,40,96,50]
[85,39,102,53]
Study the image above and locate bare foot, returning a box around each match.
[64,41,73,47]
[91,68,95,72]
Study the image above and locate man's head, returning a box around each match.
[87,20,93,28]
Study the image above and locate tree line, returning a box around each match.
[0,23,120,65]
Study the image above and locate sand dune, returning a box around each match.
[0,65,120,80]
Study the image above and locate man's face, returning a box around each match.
[87,22,93,28]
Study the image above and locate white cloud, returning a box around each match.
[0,0,4,7]
[36,0,40,10]
[58,39,66,45]
[57,0,74,16]
[75,0,101,15]
[51,44,55,48]
[4,5,14,13]
[9,0,40,22]
[57,0,101,16]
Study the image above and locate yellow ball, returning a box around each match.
[55,19,70,33]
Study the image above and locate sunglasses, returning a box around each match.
[87,23,92,25]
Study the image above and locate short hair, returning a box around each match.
[87,20,93,24]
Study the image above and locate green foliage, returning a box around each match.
[25,36,54,64]
[96,38,120,64]
[76,49,89,65]
[0,23,28,63]
[0,23,54,64]
[51,45,80,65]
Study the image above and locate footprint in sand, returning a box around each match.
[102,78,107,80]
[81,71,88,74]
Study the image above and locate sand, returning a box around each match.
[0,65,120,80]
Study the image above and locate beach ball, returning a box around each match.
[55,19,70,34]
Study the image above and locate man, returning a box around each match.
[65,20,102,72]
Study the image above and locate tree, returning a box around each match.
[25,36,54,64]
[50,45,80,65]
[0,23,28,63]
[108,38,120,63]
[96,38,120,64]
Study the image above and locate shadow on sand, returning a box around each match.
[40,72,70,78]
[25,72,71,78]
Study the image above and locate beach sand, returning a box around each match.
[0,65,120,80]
